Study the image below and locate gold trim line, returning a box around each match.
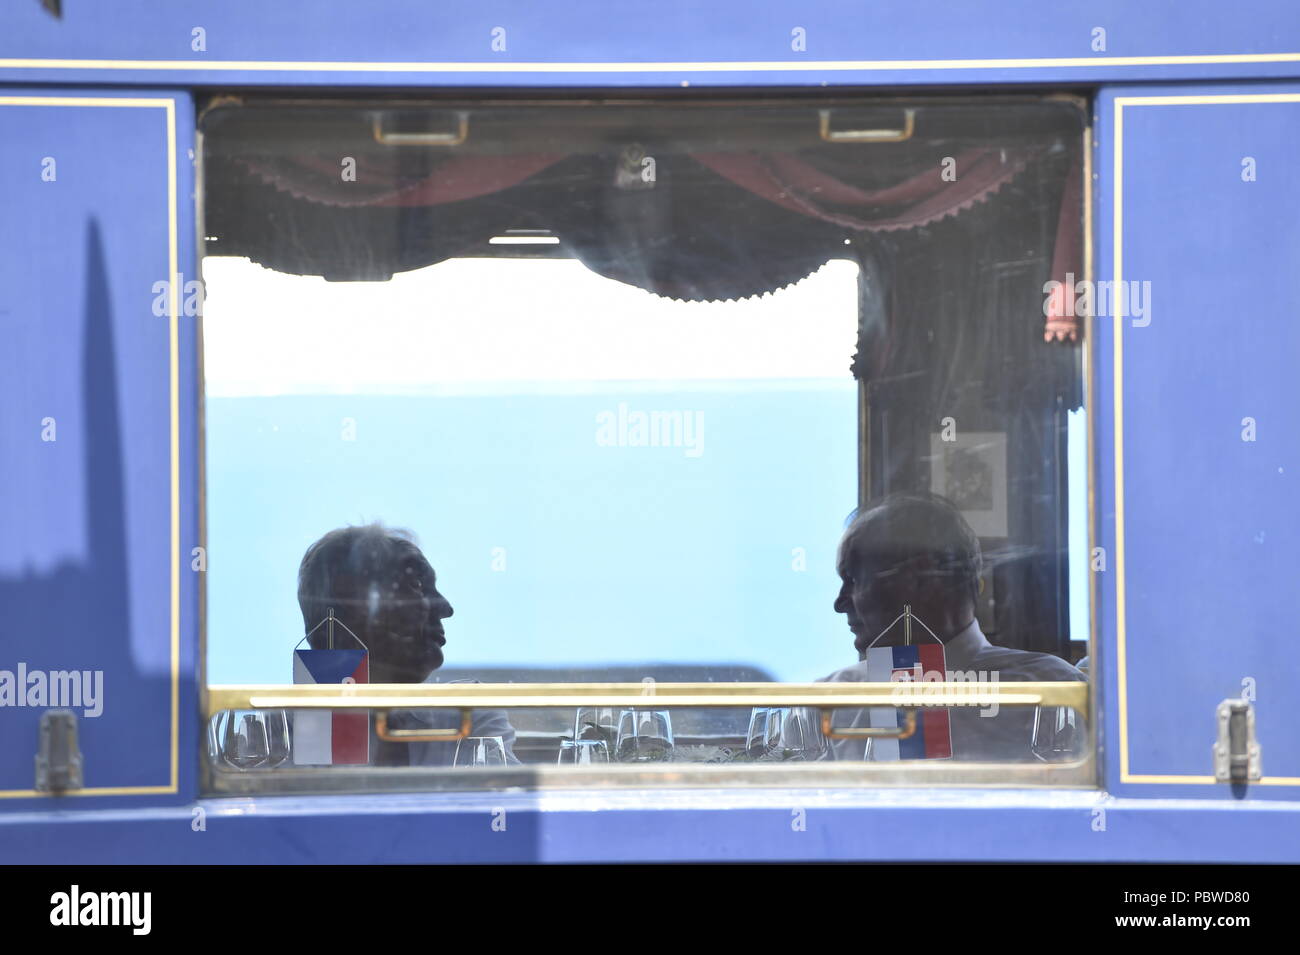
[3,53,1300,74]
[1112,92,1300,787]
[0,95,181,800]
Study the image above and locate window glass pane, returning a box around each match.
[204,256,858,685]
[201,98,1089,785]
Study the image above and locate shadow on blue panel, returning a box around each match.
[0,221,166,795]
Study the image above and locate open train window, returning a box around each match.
[198,95,1091,793]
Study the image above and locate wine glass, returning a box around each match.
[454,736,508,767]
[1031,706,1082,762]
[745,707,782,759]
[213,710,291,770]
[776,707,827,761]
[266,710,291,766]
[747,707,826,760]
[614,709,674,762]
[573,706,619,745]
[557,739,612,765]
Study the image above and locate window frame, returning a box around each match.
[196,90,1097,796]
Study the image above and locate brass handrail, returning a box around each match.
[208,681,1086,716]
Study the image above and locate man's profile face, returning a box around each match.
[834,535,953,653]
[366,549,453,682]
[834,545,915,652]
[832,497,980,654]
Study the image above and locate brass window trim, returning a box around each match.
[207,680,1088,715]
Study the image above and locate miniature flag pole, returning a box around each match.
[291,609,370,766]
[861,604,952,761]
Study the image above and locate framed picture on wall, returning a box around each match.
[929,431,1008,538]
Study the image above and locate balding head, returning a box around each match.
[297,523,453,682]
[834,492,982,652]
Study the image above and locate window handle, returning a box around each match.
[820,708,918,740]
[374,708,473,743]
[372,112,468,146]
[819,108,915,143]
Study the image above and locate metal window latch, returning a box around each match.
[1213,699,1262,783]
[35,709,84,793]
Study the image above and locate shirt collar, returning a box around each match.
[942,617,991,670]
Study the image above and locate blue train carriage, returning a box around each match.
[0,0,1297,865]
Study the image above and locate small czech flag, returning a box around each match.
[291,649,369,765]
[863,644,952,760]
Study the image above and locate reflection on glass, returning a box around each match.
[212,710,291,770]
[454,736,509,767]
[615,709,674,762]
[557,739,612,765]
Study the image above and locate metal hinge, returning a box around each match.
[1213,699,1262,783]
[35,709,84,794]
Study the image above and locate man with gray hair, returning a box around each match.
[297,523,518,766]
[818,492,1084,762]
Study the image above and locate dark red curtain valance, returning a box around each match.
[236,146,1036,226]
[237,153,565,208]
[691,147,1036,233]
[209,145,1081,341]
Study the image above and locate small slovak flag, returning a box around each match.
[863,644,952,760]
[291,649,369,765]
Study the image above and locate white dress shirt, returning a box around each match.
[385,677,520,766]
[817,619,1085,762]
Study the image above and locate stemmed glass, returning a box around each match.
[746,707,826,761]
[746,707,783,759]
[557,739,612,765]
[211,709,291,770]
[454,736,509,767]
[614,709,674,762]
[778,707,827,760]
[573,706,619,745]
[1031,706,1082,762]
